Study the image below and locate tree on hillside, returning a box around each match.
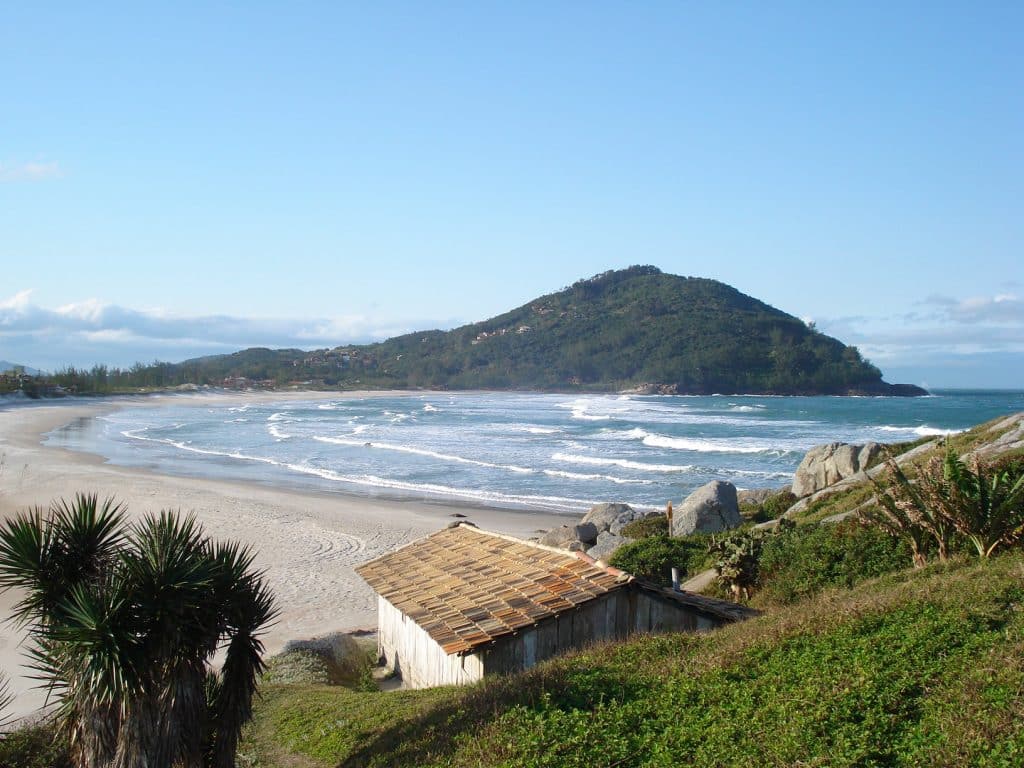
[0,494,277,768]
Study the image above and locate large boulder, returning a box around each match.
[539,522,599,549]
[586,531,630,563]
[791,442,882,498]
[672,481,741,536]
[581,502,653,536]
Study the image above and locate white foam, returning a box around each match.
[552,452,695,473]
[622,429,775,454]
[267,412,289,422]
[312,436,534,474]
[422,404,439,412]
[268,424,292,440]
[542,468,650,485]
[878,425,962,437]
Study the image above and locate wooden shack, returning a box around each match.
[355,523,757,688]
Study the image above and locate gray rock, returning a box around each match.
[586,531,630,562]
[538,522,599,550]
[971,412,1024,459]
[574,522,600,545]
[784,439,939,518]
[791,442,882,498]
[581,502,653,536]
[538,526,576,548]
[672,481,741,536]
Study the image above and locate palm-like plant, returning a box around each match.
[935,453,1024,558]
[0,494,277,768]
[865,456,955,567]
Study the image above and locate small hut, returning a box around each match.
[355,523,756,688]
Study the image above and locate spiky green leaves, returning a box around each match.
[0,495,277,768]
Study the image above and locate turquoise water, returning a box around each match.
[48,390,1024,515]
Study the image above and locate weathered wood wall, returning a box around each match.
[379,586,725,688]
[376,596,484,687]
[480,587,719,676]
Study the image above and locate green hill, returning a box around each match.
[238,553,1023,767]
[183,266,924,395]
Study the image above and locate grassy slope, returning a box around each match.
[241,552,1024,768]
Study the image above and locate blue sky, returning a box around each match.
[1,2,1021,387]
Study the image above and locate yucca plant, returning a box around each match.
[933,453,1024,558]
[0,494,277,768]
[865,456,955,567]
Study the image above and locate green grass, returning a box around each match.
[241,551,1024,767]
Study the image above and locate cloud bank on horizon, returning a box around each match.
[2,288,1021,389]
[0,290,432,371]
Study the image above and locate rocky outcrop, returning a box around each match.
[581,503,653,536]
[784,439,939,518]
[539,523,599,549]
[587,531,630,562]
[791,442,883,498]
[672,481,741,536]
[536,503,651,558]
[970,412,1024,459]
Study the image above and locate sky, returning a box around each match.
[1,2,1021,388]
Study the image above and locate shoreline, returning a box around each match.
[0,392,570,721]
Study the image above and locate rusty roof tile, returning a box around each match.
[355,524,627,655]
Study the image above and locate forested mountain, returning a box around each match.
[179,266,922,395]
[22,267,925,396]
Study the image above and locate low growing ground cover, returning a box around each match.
[239,552,1024,767]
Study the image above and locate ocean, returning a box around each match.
[47,390,1024,515]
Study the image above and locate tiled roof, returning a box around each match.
[355,524,627,655]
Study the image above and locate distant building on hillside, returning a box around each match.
[355,523,757,688]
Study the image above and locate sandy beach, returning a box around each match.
[0,392,569,721]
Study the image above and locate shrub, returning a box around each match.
[755,519,911,605]
[761,489,797,519]
[618,515,668,539]
[708,527,775,600]
[0,722,70,768]
[609,533,713,586]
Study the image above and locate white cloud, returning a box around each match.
[923,293,1024,324]
[0,160,63,182]
[816,289,1024,387]
[0,291,448,370]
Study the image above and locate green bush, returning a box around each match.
[756,519,910,605]
[761,489,797,519]
[618,515,668,539]
[0,722,70,768]
[609,533,713,586]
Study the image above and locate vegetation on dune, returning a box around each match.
[230,553,1024,767]
[608,532,714,586]
[0,494,277,768]
[752,519,911,606]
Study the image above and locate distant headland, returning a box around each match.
[3,267,927,398]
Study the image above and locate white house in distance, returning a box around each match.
[355,522,757,689]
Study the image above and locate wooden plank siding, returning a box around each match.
[363,524,756,689]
